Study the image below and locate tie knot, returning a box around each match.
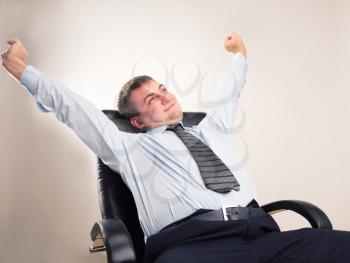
[166,123,182,132]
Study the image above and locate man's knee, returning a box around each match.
[296,228,350,261]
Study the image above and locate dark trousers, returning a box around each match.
[143,211,350,263]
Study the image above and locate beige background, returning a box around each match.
[1,0,349,262]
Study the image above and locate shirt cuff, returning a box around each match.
[229,52,247,70]
[20,65,44,95]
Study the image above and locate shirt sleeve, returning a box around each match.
[20,65,125,170]
[198,52,247,134]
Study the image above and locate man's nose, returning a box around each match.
[159,94,169,104]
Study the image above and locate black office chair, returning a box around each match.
[89,110,333,263]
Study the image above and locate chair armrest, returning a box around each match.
[261,200,333,230]
[90,218,137,263]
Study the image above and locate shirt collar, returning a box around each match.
[146,122,185,134]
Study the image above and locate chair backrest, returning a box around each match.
[96,110,206,260]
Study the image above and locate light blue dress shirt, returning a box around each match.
[20,52,258,240]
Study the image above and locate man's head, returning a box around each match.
[118,76,183,131]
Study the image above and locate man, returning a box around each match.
[2,33,350,263]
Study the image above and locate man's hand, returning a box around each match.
[224,32,247,58]
[1,38,28,81]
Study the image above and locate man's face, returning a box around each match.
[130,80,183,130]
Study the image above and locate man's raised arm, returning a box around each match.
[199,32,248,133]
[1,39,125,171]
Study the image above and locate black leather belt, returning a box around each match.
[190,206,266,221]
[161,200,265,231]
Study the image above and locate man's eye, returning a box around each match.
[148,97,154,104]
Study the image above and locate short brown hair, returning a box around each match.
[117,75,154,119]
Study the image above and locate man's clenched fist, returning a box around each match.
[224,32,247,58]
[1,38,28,81]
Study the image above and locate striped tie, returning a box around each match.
[167,124,240,193]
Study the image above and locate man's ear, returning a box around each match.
[130,116,146,129]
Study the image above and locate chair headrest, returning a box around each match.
[102,110,207,133]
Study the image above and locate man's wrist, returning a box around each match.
[234,46,247,58]
[3,56,28,81]
[226,44,247,58]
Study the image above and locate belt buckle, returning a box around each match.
[222,206,229,221]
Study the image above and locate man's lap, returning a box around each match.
[151,221,350,263]
[154,227,350,263]
[147,213,273,263]
[155,234,258,263]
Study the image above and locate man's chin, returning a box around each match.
[170,111,183,122]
